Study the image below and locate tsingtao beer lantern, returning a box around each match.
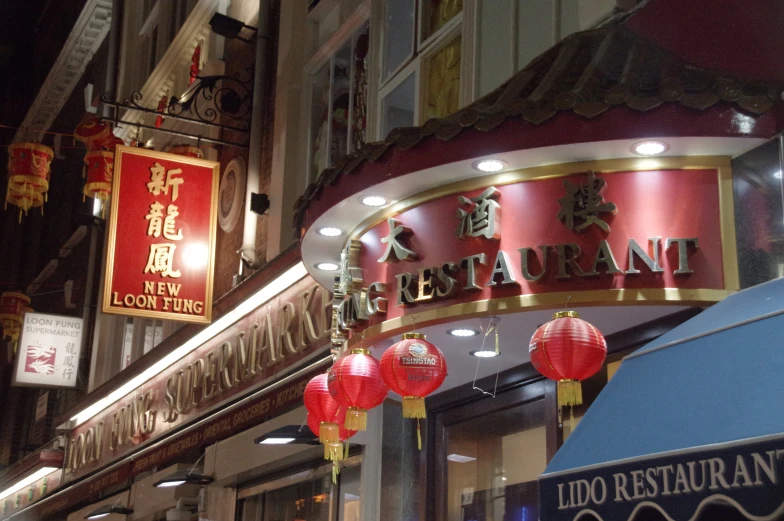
[380,333,448,419]
[328,349,388,431]
[529,311,607,409]
[5,143,53,221]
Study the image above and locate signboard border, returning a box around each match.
[12,312,84,389]
[101,145,220,324]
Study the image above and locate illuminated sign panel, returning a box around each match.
[102,146,219,323]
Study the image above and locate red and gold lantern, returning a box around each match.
[74,117,115,150]
[6,142,53,220]
[529,311,607,408]
[304,374,341,445]
[83,150,114,202]
[0,292,30,344]
[380,333,448,419]
[307,407,356,462]
[165,144,204,158]
[328,348,388,431]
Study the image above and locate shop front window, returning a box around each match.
[445,399,546,521]
[237,461,362,521]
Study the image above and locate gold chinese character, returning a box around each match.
[378,218,417,263]
[144,244,181,278]
[456,186,501,240]
[144,202,183,240]
[557,175,618,232]
[147,162,184,201]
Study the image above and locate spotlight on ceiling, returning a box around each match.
[208,13,258,43]
[85,505,134,519]
[317,227,343,237]
[359,195,389,207]
[470,348,499,358]
[447,328,479,337]
[631,140,669,156]
[254,425,320,445]
[153,469,214,488]
[315,262,339,271]
[473,159,508,173]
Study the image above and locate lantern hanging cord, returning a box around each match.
[564,295,572,311]
[0,122,77,137]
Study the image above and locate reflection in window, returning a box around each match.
[446,399,546,521]
[263,475,332,521]
[382,73,416,138]
[425,36,461,120]
[383,0,415,80]
[423,0,462,41]
[338,465,362,521]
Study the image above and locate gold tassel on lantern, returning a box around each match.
[324,442,344,461]
[557,379,583,408]
[402,396,427,419]
[319,422,339,445]
[344,407,367,431]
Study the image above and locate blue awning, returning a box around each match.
[539,277,784,521]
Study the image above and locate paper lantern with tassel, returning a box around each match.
[529,311,607,409]
[380,333,447,419]
[304,374,341,446]
[6,143,52,220]
[328,348,388,431]
[307,407,356,462]
[0,292,30,344]
[83,150,114,203]
[165,144,204,158]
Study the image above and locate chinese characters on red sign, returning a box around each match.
[102,146,219,323]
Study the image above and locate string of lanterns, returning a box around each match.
[304,307,607,474]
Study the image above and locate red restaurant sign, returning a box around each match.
[102,146,219,324]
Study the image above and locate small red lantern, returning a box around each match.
[529,311,607,408]
[304,374,340,445]
[83,150,114,202]
[74,117,116,150]
[0,292,30,345]
[165,144,204,158]
[307,407,356,462]
[328,348,388,431]
[380,333,447,419]
[6,142,53,221]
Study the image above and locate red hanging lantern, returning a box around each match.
[83,150,114,202]
[165,144,204,158]
[307,407,356,462]
[74,117,116,150]
[6,142,52,221]
[328,348,388,431]
[190,44,201,85]
[155,95,168,128]
[0,292,30,344]
[380,333,448,419]
[529,311,607,408]
[304,374,340,445]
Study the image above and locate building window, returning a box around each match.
[378,0,465,137]
[237,459,362,521]
[308,22,370,180]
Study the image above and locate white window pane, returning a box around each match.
[478,0,514,96]
[383,0,415,80]
[310,62,331,178]
[560,0,615,39]
[382,73,416,138]
[518,0,555,71]
[121,320,134,370]
[339,465,362,521]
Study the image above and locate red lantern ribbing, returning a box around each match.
[529,311,607,408]
[380,333,447,419]
[304,374,341,445]
[328,348,388,431]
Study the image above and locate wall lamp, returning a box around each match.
[255,425,320,445]
[85,504,134,519]
[209,13,258,43]
[153,469,214,488]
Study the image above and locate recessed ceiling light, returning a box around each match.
[470,349,499,358]
[315,262,339,271]
[447,328,479,337]
[317,226,343,237]
[258,437,296,444]
[360,195,389,207]
[447,453,477,463]
[473,159,507,173]
[774,170,782,179]
[631,141,669,156]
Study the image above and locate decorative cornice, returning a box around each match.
[14,0,113,143]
